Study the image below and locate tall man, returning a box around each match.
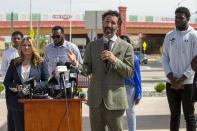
[162,7,197,131]
[44,25,82,76]
[1,31,23,78]
[68,10,134,131]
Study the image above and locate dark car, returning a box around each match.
[134,51,148,64]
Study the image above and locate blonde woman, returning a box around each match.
[3,37,49,131]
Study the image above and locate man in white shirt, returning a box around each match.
[1,31,23,78]
[162,7,197,131]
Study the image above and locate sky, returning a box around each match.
[1,0,197,42]
[1,0,197,18]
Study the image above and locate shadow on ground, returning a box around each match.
[135,114,185,130]
[1,114,186,131]
[83,114,186,131]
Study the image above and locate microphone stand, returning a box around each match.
[59,73,67,98]
[57,72,71,131]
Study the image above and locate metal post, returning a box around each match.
[95,11,98,40]
[38,20,40,50]
[30,0,32,31]
[69,0,72,42]
[10,12,13,35]
[140,39,142,65]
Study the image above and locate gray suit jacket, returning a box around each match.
[79,37,134,110]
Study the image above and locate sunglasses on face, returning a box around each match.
[51,35,61,39]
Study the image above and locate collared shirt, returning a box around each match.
[44,40,82,76]
[1,47,19,78]
[162,26,197,84]
[103,35,118,51]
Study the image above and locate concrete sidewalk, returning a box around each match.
[1,97,196,131]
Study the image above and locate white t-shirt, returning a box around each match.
[1,47,19,78]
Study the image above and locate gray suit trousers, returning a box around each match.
[89,101,125,131]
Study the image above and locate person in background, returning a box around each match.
[162,7,197,131]
[120,35,142,131]
[1,31,23,78]
[3,37,49,131]
[68,10,134,131]
[44,25,82,76]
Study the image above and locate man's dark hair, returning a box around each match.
[52,26,64,34]
[12,31,23,38]
[102,10,122,27]
[175,7,190,20]
[120,35,131,44]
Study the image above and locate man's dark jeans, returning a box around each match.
[166,83,196,131]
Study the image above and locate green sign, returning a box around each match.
[145,16,153,22]
[32,13,41,20]
[82,14,85,20]
[6,13,18,21]
[129,15,138,22]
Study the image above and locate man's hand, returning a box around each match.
[173,75,187,90]
[16,85,23,92]
[101,50,116,63]
[191,55,197,71]
[135,99,140,105]
[167,72,177,89]
[68,49,77,66]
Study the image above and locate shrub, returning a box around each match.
[154,82,165,92]
[0,84,5,93]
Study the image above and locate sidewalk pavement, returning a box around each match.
[1,97,196,131]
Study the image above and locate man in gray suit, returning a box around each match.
[68,10,134,131]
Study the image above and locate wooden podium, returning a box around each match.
[19,99,84,131]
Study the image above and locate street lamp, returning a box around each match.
[69,0,72,42]
[177,0,188,7]
[30,0,32,31]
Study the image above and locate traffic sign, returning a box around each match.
[52,14,72,20]
[143,41,147,51]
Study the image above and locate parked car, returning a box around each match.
[134,51,148,64]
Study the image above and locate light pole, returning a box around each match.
[69,0,72,42]
[30,0,32,31]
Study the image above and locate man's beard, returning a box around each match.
[103,27,118,38]
[54,38,64,46]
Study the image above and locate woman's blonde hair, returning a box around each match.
[14,37,43,67]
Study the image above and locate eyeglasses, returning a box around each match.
[51,35,61,39]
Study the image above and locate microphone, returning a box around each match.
[55,62,68,77]
[65,62,86,76]
[48,71,58,85]
[103,41,109,65]
[104,42,109,51]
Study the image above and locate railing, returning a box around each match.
[77,74,91,88]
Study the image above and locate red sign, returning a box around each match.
[161,17,175,21]
[52,14,72,20]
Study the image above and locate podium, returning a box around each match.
[19,99,84,131]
